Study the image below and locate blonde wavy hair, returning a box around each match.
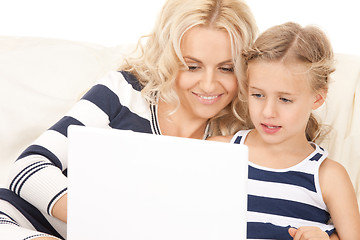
[120,0,258,136]
[241,22,335,142]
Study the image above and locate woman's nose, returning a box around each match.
[199,70,217,93]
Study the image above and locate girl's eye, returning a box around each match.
[280,97,292,103]
[251,93,263,98]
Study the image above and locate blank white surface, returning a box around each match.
[1,0,359,55]
[249,0,360,56]
[67,126,248,240]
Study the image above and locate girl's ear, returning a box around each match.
[312,90,327,110]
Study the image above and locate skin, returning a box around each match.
[50,26,238,234]
[36,238,59,240]
[210,60,360,239]
[158,25,237,139]
[52,193,67,223]
[246,61,323,169]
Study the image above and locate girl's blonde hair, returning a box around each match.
[120,0,258,136]
[241,22,335,142]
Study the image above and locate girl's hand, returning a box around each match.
[288,227,331,240]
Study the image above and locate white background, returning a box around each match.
[0,0,359,55]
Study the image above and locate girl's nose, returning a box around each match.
[263,99,277,118]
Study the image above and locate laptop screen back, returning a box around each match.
[67,126,248,240]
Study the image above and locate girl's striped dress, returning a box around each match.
[231,130,335,240]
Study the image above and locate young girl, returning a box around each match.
[211,22,360,240]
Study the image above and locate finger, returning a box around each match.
[293,227,329,240]
[288,227,297,238]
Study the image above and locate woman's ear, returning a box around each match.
[312,90,327,110]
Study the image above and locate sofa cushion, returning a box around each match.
[0,36,132,186]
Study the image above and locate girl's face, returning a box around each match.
[247,60,324,146]
[174,26,238,122]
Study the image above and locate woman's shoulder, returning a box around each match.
[95,71,143,92]
[119,71,143,91]
[207,135,233,143]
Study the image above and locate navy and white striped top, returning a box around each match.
[231,130,335,240]
[3,71,163,239]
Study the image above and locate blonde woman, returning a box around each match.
[210,22,359,240]
[0,0,257,239]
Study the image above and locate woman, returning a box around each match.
[0,0,257,239]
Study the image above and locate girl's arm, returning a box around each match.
[288,227,339,239]
[320,158,360,240]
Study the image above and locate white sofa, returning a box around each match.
[1,36,360,208]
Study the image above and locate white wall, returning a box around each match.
[1,0,359,55]
[249,0,360,56]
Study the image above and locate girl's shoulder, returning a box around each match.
[319,157,350,184]
[230,129,251,144]
[319,157,355,206]
[319,157,360,235]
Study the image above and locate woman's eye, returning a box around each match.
[280,97,292,103]
[219,67,234,73]
[187,65,199,71]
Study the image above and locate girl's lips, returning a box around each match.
[261,123,281,134]
[193,92,223,105]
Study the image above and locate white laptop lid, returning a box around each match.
[67,126,248,240]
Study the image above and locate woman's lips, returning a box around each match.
[193,92,223,104]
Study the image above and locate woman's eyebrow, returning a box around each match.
[183,56,202,63]
[218,60,233,65]
[184,56,233,66]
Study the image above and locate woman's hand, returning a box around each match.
[33,237,60,240]
[51,193,67,223]
[288,227,332,240]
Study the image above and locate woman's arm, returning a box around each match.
[52,193,67,223]
[0,221,62,240]
[6,72,130,219]
[33,237,59,240]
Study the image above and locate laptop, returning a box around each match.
[67,126,248,240]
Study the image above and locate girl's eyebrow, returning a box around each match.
[277,91,295,96]
[249,86,295,96]
[249,86,262,91]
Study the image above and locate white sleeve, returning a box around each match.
[6,71,127,215]
[0,224,61,240]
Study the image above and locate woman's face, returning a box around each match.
[174,26,238,122]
